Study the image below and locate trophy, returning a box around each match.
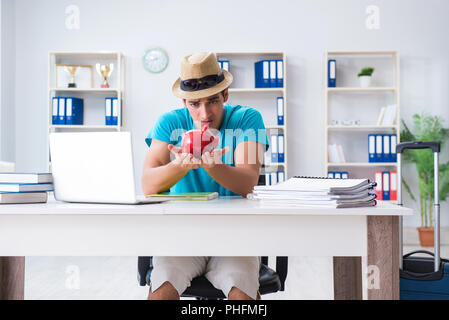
[64,66,78,88]
[96,63,114,88]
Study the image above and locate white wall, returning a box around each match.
[5,0,449,226]
[0,0,15,162]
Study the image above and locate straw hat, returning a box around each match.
[172,52,233,99]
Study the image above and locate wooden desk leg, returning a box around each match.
[367,216,399,300]
[0,257,25,300]
[333,257,362,300]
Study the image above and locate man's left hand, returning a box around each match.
[200,146,230,170]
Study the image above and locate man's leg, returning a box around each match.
[148,257,207,300]
[148,281,180,300]
[206,257,261,300]
[228,286,255,300]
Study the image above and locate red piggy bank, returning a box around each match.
[181,124,219,159]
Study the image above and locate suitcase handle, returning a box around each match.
[403,250,449,263]
[396,141,440,153]
[397,141,441,272]
[403,250,435,259]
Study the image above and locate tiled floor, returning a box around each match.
[24,245,449,300]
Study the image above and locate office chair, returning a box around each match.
[137,256,288,299]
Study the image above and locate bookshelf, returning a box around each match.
[324,50,400,194]
[215,51,288,182]
[47,51,125,169]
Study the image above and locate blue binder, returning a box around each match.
[58,97,66,125]
[328,59,336,87]
[52,97,59,125]
[375,134,384,162]
[277,97,284,125]
[390,134,397,162]
[276,59,284,87]
[65,97,84,125]
[328,172,334,178]
[269,60,277,88]
[368,134,376,162]
[382,171,390,200]
[105,98,112,125]
[112,97,119,125]
[342,172,349,179]
[278,134,285,163]
[270,134,278,163]
[255,60,270,88]
[383,134,391,162]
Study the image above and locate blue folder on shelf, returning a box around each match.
[383,134,391,162]
[375,134,383,162]
[52,97,59,125]
[58,97,66,125]
[368,134,376,162]
[270,134,278,163]
[254,60,270,88]
[382,171,390,200]
[328,59,336,87]
[112,97,119,125]
[278,134,285,163]
[276,59,284,87]
[269,60,277,88]
[105,97,112,125]
[277,97,284,125]
[65,97,84,125]
[390,134,397,162]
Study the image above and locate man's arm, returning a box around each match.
[201,141,264,198]
[141,139,200,195]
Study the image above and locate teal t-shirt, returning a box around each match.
[145,104,269,196]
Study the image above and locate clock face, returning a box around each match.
[142,47,169,73]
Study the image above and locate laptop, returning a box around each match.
[49,131,167,205]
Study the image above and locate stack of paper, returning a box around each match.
[251,176,377,208]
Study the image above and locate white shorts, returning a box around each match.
[150,256,260,299]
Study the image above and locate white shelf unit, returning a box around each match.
[47,51,125,168]
[215,52,288,181]
[324,50,400,185]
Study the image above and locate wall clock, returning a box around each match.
[142,47,169,73]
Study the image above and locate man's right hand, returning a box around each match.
[168,144,201,171]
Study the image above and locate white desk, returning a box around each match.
[0,196,412,300]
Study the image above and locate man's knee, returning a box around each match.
[228,286,254,300]
[148,281,180,300]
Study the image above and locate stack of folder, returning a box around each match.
[251,176,377,208]
[0,172,53,204]
[254,59,284,88]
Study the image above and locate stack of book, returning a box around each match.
[0,172,53,204]
[251,176,377,208]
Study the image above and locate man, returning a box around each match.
[142,52,268,300]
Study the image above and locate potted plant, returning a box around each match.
[400,113,449,247]
[357,67,375,87]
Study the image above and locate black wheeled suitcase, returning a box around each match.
[397,141,449,300]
